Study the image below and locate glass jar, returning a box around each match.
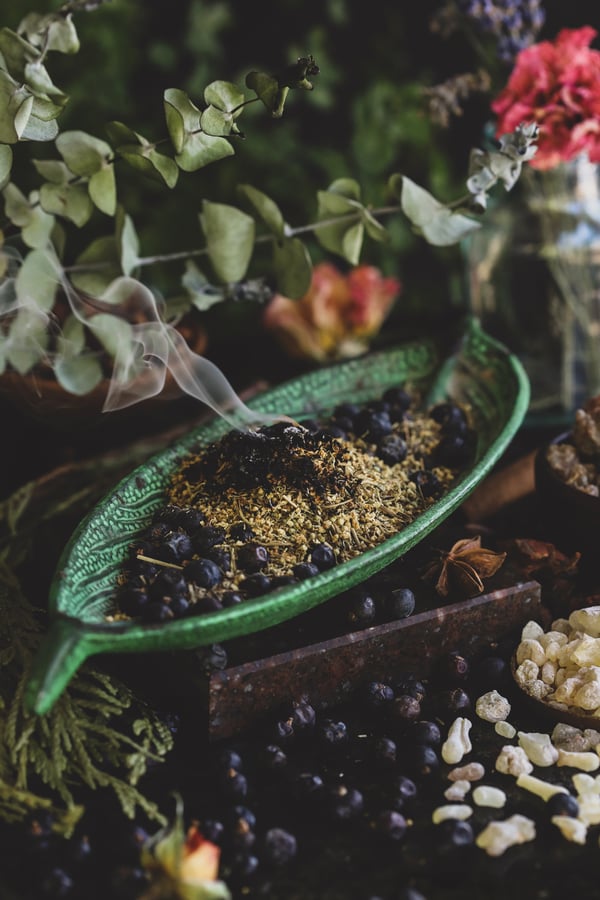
[465,154,600,425]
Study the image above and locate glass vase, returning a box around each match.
[465,154,600,425]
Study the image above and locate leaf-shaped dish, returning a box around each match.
[26,317,529,714]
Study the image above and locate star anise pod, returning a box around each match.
[429,535,507,598]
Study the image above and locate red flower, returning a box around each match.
[263,262,401,362]
[492,27,600,170]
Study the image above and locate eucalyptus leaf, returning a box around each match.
[397,176,480,246]
[56,130,112,177]
[21,195,54,249]
[199,200,255,282]
[0,28,38,80]
[18,12,79,55]
[23,61,67,101]
[317,189,361,218]
[245,71,287,117]
[39,182,93,227]
[54,353,103,395]
[30,94,66,122]
[105,120,139,148]
[32,159,71,185]
[20,112,59,142]
[88,312,134,359]
[117,144,179,188]
[0,335,6,375]
[117,211,140,277]
[342,222,365,264]
[272,237,312,299]
[5,308,49,374]
[15,248,57,311]
[175,131,233,172]
[327,178,362,201]
[200,105,234,137]
[361,208,388,243]
[70,235,120,295]
[0,72,33,143]
[0,145,12,188]
[204,80,245,113]
[315,217,364,264]
[164,88,199,153]
[182,260,224,312]
[237,184,284,237]
[57,314,86,355]
[89,164,116,216]
[3,182,31,227]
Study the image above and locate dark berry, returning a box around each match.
[270,575,299,590]
[434,433,473,467]
[237,543,270,573]
[410,720,442,746]
[347,589,377,627]
[435,688,471,718]
[192,525,227,554]
[377,434,408,466]
[262,827,297,866]
[169,595,190,617]
[309,543,336,571]
[200,819,225,844]
[148,569,187,602]
[471,655,508,689]
[317,719,348,750]
[123,557,158,579]
[128,539,155,559]
[385,587,415,620]
[327,785,364,821]
[391,775,418,808]
[230,852,259,879]
[410,469,441,498]
[183,558,222,588]
[382,386,412,411]
[142,601,175,623]
[547,792,580,818]
[154,532,193,563]
[370,809,407,841]
[222,591,244,607]
[194,643,228,673]
[364,681,395,710]
[437,651,470,682]
[334,401,360,420]
[292,561,320,580]
[293,772,324,802]
[390,694,421,724]
[259,744,288,772]
[430,402,468,433]
[221,769,248,799]
[240,573,272,596]
[355,408,393,442]
[219,748,244,771]
[395,675,427,702]
[145,521,172,542]
[204,546,232,572]
[405,743,440,776]
[230,522,255,542]
[193,594,224,614]
[117,585,149,617]
[437,817,474,849]
[370,736,397,766]
[290,697,316,731]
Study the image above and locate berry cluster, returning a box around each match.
[456,0,546,62]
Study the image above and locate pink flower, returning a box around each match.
[492,27,600,170]
[263,262,401,362]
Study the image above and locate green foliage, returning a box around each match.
[0,0,537,400]
[0,472,175,831]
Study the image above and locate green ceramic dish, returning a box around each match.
[26,317,529,714]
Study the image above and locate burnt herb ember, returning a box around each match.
[110,394,476,623]
[193,422,355,494]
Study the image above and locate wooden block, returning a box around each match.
[208,579,542,739]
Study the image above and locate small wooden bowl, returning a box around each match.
[534,432,600,557]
